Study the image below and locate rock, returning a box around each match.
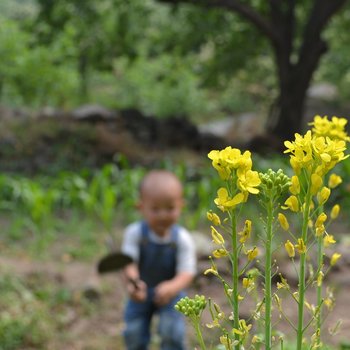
[72,104,116,122]
[198,113,264,146]
[307,83,338,101]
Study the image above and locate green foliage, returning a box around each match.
[0,275,54,349]
[112,54,209,116]
[0,271,99,350]
[317,5,350,103]
[1,153,349,258]
[0,17,80,107]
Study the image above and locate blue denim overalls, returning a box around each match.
[123,222,186,350]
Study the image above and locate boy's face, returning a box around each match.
[138,184,184,237]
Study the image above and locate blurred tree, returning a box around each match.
[33,0,153,101]
[9,0,348,138]
[157,0,348,142]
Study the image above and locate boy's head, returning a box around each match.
[137,170,184,237]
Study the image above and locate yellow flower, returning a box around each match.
[317,271,324,287]
[315,212,327,236]
[207,211,221,226]
[282,195,299,212]
[310,115,350,142]
[277,282,285,289]
[246,247,259,261]
[242,277,255,289]
[284,131,313,174]
[315,225,325,237]
[208,148,232,180]
[285,240,295,257]
[233,319,252,338]
[204,267,218,276]
[277,275,289,290]
[317,187,331,205]
[211,226,225,245]
[237,169,261,194]
[289,175,300,195]
[328,173,342,189]
[214,187,244,211]
[324,297,334,310]
[285,121,349,180]
[206,318,220,329]
[252,335,261,344]
[238,219,252,243]
[208,147,256,180]
[278,213,289,231]
[315,212,327,227]
[219,335,236,349]
[311,173,323,195]
[212,248,229,258]
[324,234,336,247]
[330,252,341,266]
[330,204,340,220]
[295,238,307,254]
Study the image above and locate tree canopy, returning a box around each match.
[1,0,349,141]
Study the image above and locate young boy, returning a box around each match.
[121,169,196,350]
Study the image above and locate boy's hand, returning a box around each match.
[153,281,176,306]
[127,279,147,302]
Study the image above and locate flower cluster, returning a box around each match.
[281,116,348,349]
[175,295,207,318]
[258,168,291,203]
[284,130,348,176]
[208,147,261,210]
[309,115,350,142]
[176,115,348,350]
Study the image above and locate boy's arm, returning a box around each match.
[153,271,195,306]
[123,263,147,302]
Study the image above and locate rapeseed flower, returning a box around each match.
[207,211,221,226]
[289,175,301,195]
[323,234,336,247]
[330,252,341,266]
[310,115,350,142]
[214,188,244,211]
[295,238,307,254]
[328,173,342,188]
[330,204,340,220]
[285,240,295,257]
[282,195,299,212]
[211,226,225,245]
[237,169,261,195]
[246,247,258,261]
[278,213,289,231]
[238,219,252,243]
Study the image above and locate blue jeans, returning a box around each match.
[124,289,186,350]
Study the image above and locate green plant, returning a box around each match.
[176,115,349,349]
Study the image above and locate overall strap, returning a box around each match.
[138,222,179,287]
[140,221,179,246]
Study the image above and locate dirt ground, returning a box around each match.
[1,232,350,350]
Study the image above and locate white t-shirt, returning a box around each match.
[121,221,197,275]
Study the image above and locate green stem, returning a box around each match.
[264,199,273,350]
[315,234,323,346]
[193,319,207,350]
[231,212,240,349]
[297,191,312,350]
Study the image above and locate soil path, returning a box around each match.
[1,252,350,349]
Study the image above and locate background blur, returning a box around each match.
[0,1,350,349]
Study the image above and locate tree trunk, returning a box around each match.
[267,89,305,142]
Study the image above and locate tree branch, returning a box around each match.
[297,0,347,66]
[157,0,279,45]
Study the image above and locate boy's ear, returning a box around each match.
[135,200,142,210]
